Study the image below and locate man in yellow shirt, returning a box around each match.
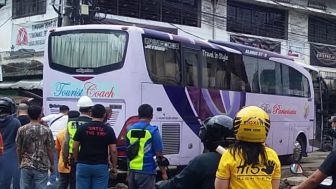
[215,106,281,189]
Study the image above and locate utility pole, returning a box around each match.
[62,0,72,26]
[211,0,218,40]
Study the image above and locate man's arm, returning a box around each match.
[291,169,327,189]
[47,130,54,173]
[15,128,22,165]
[152,127,168,180]
[214,178,229,189]
[108,144,118,176]
[73,141,80,163]
[47,145,54,173]
[272,179,280,189]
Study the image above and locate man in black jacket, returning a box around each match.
[156,115,234,189]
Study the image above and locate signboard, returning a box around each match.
[288,42,304,61]
[230,34,281,53]
[310,43,336,67]
[11,18,57,51]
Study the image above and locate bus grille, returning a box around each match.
[162,123,180,155]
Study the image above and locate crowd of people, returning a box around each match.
[1,95,336,189]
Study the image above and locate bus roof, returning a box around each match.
[294,61,319,72]
[49,25,242,55]
[142,28,241,54]
[209,40,293,61]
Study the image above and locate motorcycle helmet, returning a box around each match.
[199,114,233,144]
[233,106,270,143]
[0,97,16,115]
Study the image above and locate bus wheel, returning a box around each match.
[293,136,307,163]
[282,136,306,165]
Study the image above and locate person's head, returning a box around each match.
[28,105,42,121]
[77,96,93,115]
[199,114,234,152]
[68,110,80,119]
[138,104,153,120]
[0,97,16,116]
[17,103,29,115]
[104,106,112,123]
[59,105,70,115]
[231,106,270,165]
[91,104,106,121]
[329,116,336,128]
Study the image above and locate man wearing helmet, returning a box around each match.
[156,114,234,189]
[215,106,281,189]
[63,96,93,189]
[0,97,21,189]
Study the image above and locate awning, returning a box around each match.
[0,79,43,90]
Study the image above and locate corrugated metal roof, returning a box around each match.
[0,80,42,89]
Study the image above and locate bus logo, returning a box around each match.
[52,81,118,98]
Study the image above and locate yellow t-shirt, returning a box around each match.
[55,129,70,173]
[216,146,281,189]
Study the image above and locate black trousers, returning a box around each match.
[57,173,71,189]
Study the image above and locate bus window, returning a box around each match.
[259,60,282,95]
[201,49,230,90]
[228,54,250,92]
[243,56,259,93]
[49,31,127,74]
[282,65,310,97]
[184,50,199,87]
[143,37,181,85]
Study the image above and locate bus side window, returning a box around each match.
[259,60,282,95]
[283,65,309,97]
[144,38,181,85]
[228,54,250,92]
[201,49,230,90]
[243,56,260,93]
[184,51,199,87]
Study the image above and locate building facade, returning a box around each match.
[0,0,336,104]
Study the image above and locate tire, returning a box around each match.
[293,138,304,163]
[281,137,305,165]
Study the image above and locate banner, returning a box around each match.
[230,35,281,53]
[310,43,336,67]
[11,18,58,51]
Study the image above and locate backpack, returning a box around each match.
[126,124,150,160]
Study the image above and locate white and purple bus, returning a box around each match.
[43,25,315,169]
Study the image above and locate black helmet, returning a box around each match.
[199,114,234,144]
[0,97,16,115]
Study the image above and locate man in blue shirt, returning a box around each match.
[126,104,168,189]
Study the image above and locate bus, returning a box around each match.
[296,62,330,150]
[43,25,315,169]
[209,40,315,161]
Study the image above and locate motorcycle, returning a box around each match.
[288,163,333,189]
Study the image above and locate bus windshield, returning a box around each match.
[49,30,128,74]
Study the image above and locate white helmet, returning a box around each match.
[77,96,94,107]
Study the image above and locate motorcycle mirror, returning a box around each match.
[290,163,303,174]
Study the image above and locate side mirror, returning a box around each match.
[290,163,303,174]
